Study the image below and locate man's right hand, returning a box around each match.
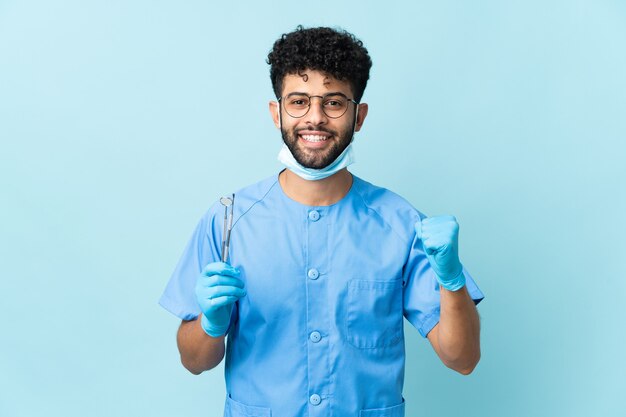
[195,262,246,337]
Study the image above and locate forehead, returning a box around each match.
[281,70,353,96]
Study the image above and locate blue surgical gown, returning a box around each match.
[160,173,484,417]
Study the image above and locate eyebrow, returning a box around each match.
[285,91,349,98]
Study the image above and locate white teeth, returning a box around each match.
[301,135,328,142]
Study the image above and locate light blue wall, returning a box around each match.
[1,1,624,416]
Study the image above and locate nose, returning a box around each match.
[304,96,328,126]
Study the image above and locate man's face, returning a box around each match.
[273,70,364,169]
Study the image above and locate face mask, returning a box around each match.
[277,142,355,181]
[277,105,358,181]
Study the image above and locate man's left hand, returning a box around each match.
[415,215,466,291]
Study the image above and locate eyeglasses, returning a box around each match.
[278,93,358,119]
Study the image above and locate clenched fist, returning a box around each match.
[415,215,466,291]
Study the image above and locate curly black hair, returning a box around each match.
[267,26,372,103]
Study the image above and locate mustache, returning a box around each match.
[294,126,336,135]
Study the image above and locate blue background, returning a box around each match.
[1,1,625,416]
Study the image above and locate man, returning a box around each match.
[160,26,484,417]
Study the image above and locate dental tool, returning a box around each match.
[219,194,235,263]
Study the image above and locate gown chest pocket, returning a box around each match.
[345,279,403,349]
[225,395,271,417]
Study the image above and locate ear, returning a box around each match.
[354,103,368,132]
[269,101,281,129]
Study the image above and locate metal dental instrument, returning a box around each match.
[220,193,235,263]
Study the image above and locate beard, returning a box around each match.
[280,118,356,170]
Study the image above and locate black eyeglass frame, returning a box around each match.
[278,92,359,119]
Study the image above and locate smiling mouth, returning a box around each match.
[299,134,330,143]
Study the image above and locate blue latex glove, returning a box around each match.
[415,215,466,291]
[195,262,246,337]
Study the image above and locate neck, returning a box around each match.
[279,168,353,206]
